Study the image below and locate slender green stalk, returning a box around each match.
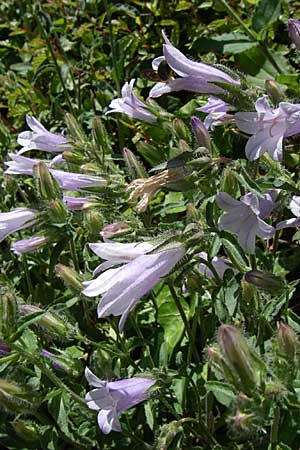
[249,254,257,270]
[168,283,200,362]
[217,0,282,74]
[103,0,120,95]
[69,237,80,273]
[130,315,155,368]
[35,12,76,115]
[22,255,33,298]
[270,404,280,445]
[272,229,280,254]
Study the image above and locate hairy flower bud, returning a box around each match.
[244,270,285,293]
[65,113,86,144]
[85,210,104,237]
[56,264,84,292]
[190,116,211,150]
[12,420,39,442]
[288,19,300,50]
[62,151,83,164]
[0,379,32,413]
[277,323,296,359]
[100,222,130,239]
[123,147,146,179]
[173,118,190,141]
[136,141,161,165]
[207,346,221,365]
[41,349,82,377]
[92,116,111,156]
[47,199,68,223]
[19,305,73,338]
[0,342,11,356]
[265,80,284,105]
[0,291,18,339]
[35,162,61,200]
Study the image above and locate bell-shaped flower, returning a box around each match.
[17,115,72,154]
[62,195,93,211]
[235,96,300,162]
[149,32,240,98]
[216,191,276,253]
[82,241,185,330]
[11,235,48,255]
[85,367,156,434]
[288,19,300,50]
[0,208,38,242]
[198,251,237,279]
[276,195,300,229]
[198,96,234,130]
[107,79,156,122]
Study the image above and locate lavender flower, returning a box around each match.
[41,350,64,370]
[276,195,300,229]
[198,97,234,130]
[107,79,156,122]
[0,343,11,356]
[0,208,38,242]
[5,154,107,192]
[235,96,300,162]
[198,251,237,279]
[288,19,300,50]
[100,222,130,240]
[17,115,72,154]
[149,31,240,98]
[11,236,48,255]
[82,241,185,330]
[62,196,92,211]
[216,191,276,253]
[85,367,156,434]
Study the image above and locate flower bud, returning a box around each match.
[265,80,284,105]
[65,113,86,144]
[92,116,111,156]
[288,19,300,50]
[35,162,61,201]
[230,411,254,432]
[19,305,73,339]
[0,342,11,356]
[85,210,104,237]
[56,264,84,292]
[186,203,200,222]
[123,147,146,179]
[12,420,39,442]
[190,116,211,151]
[0,291,17,339]
[277,323,296,359]
[207,346,221,365]
[47,199,68,223]
[41,349,82,377]
[218,325,258,394]
[100,222,130,239]
[136,141,161,165]
[173,118,190,141]
[0,379,32,413]
[62,151,83,164]
[244,270,285,293]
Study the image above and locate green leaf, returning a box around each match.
[156,285,190,358]
[252,0,281,32]
[193,32,257,55]
[206,381,236,406]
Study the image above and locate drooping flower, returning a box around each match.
[5,154,107,192]
[17,115,72,154]
[82,241,185,330]
[149,31,240,98]
[288,19,300,50]
[100,222,130,240]
[107,79,156,122]
[235,96,300,162]
[85,367,156,434]
[276,195,300,229]
[0,208,38,242]
[62,195,93,211]
[11,235,48,255]
[197,97,234,130]
[198,251,237,279]
[216,191,276,253]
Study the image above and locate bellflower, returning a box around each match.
[17,115,72,154]
[82,241,185,330]
[276,195,300,229]
[62,196,92,211]
[288,19,300,50]
[216,191,276,253]
[107,79,156,122]
[0,208,38,242]
[85,367,156,434]
[149,31,240,98]
[198,97,234,130]
[235,96,300,162]
[11,235,48,255]
[198,251,237,279]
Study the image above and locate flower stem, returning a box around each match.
[168,283,200,362]
[103,0,120,95]
[69,237,80,273]
[22,255,33,298]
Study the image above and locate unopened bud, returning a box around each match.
[19,305,73,338]
[0,342,11,356]
[220,167,239,197]
[92,116,111,156]
[0,291,17,339]
[123,147,146,179]
[100,222,130,239]
[244,270,285,293]
[136,141,160,165]
[62,151,83,164]
[47,199,68,223]
[35,162,61,201]
[288,19,300,50]
[56,264,83,292]
[230,411,254,432]
[85,210,103,237]
[65,113,86,144]
[173,118,190,141]
[207,346,221,364]
[12,420,38,442]
[178,138,190,153]
[277,323,296,359]
[0,379,32,413]
[190,116,211,150]
[265,80,284,105]
[218,325,259,394]
[186,203,199,222]
[41,349,82,377]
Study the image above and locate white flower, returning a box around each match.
[107,79,156,122]
[216,191,276,253]
[82,241,185,330]
[276,195,300,229]
[0,208,38,242]
[198,251,237,279]
[197,96,234,130]
[85,367,156,434]
[235,96,300,162]
[17,115,72,154]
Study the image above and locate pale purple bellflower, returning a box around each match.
[85,367,156,434]
[235,96,300,162]
[216,191,277,253]
[17,115,72,154]
[0,208,38,242]
[276,195,300,229]
[11,235,48,255]
[149,31,240,98]
[198,96,234,130]
[107,79,156,122]
[288,19,300,50]
[198,251,237,279]
[82,241,185,330]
